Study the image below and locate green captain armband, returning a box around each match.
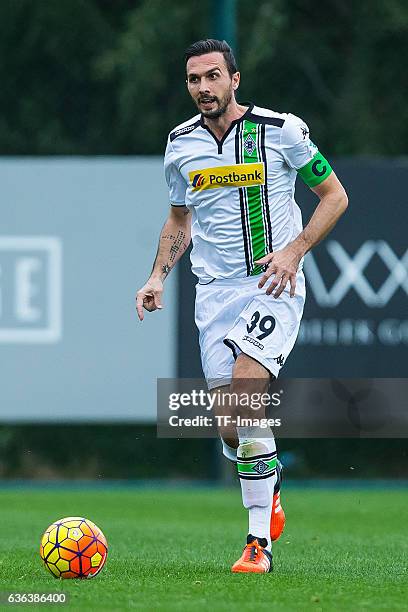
[297,151,333,187]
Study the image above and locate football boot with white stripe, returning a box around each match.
[231,535,272,573]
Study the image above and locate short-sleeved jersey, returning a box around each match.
[164,103,332,283]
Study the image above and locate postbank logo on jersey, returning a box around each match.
[189,162,265,192]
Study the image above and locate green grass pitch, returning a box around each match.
[0,486,407,611]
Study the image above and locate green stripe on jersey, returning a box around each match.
[298,151,333,187]
[242,120,266,276]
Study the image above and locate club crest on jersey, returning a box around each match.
[244,134,256,156]
[189,162,265,191]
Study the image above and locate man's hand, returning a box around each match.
[255,244,303,298]
[136,278,164,321]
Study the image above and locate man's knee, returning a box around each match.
[230,354,271,418]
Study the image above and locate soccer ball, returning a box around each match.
[40,517,108,579]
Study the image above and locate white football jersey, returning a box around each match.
[164,103,331,283]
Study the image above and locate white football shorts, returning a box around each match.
[195,272,306,389]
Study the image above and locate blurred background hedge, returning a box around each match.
[1,426,407,479]
[1,0,407,156]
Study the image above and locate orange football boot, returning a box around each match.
[270,460,285,542]
[231,535,272,573]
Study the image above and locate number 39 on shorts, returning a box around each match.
[246,310,276,340]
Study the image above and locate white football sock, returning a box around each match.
[236,427,277,552]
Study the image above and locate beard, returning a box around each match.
[197,86,233,119]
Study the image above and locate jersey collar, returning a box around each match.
[200,102,254,154]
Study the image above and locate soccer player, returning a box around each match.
[136,39,348,573]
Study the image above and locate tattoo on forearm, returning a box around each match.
[161,230,187,279]
[169,230,186,262]
[162,263,171,278]
[153,227,189,278]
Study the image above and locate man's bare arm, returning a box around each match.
[151,206,191,281]
[256,172,348,298]
[291,172,348,256]
[136,206,191,320]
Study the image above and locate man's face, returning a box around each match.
[186,52,240,119]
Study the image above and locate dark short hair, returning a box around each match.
[185,39,238,77]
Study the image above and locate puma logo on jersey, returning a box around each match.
[189,163,265,191]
